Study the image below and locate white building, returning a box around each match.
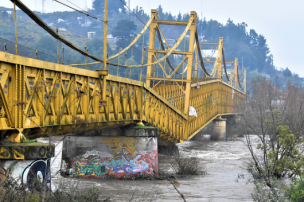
[57,18,64,23]
[87,32,96,39]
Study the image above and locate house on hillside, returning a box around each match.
[57,18,64,23]
[87,32,96,39]
[107,34,117,45]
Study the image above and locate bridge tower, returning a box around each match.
[146,10,197,116]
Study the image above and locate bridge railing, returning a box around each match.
[0,51,244,142]
[0,51,187,140]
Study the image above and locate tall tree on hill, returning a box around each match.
[1,11,8,21]
[255,35,269,71]
[177,12,182,21]
[93,0,126,14]
[112,19,137,48]
[157,5,165,20]
[283,67,292,77]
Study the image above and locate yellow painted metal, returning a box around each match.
[0,50,244,142]
[56,27,59,64]
[198,37,226,78]
[227,58,238,88]
[234,58,238,88]
[217,37,223,79]
[244,69,247,94]
[85,46,88,69]
[147,11,197,118]
[0,7,246,144]
[71,15,155,67]
[99,0,108,107]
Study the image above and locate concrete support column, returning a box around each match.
[0,143,55,190]
[212,117,227,140]
[61,126,159,179]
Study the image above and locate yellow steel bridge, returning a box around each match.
[0,1,246,144]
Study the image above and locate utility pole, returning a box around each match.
[42,0,46,14]
[103,0,107,73]
[98,0,108,106]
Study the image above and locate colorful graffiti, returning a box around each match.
[70,150,158,178]
[101,137,138,156]
[22,159,51,189]
[0,159,51,190]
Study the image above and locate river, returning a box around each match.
[39,136,254,202]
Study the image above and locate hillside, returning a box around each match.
[0,2,302,89]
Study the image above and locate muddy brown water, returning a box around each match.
[38,136,254,202]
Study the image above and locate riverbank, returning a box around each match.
[40,136,254,201]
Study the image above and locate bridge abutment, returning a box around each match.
[61,125,159,179]
[211,117,227,140]
[0,143,55,190]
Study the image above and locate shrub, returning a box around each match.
[0,177,108,202]
[285,176,304,202]
[171,156,204,176]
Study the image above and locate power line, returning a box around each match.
[53,0,151,66]
[119,0,148,28]
[66,0,86,12]
[52,0,105,23]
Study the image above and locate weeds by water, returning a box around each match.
[0,177,110,202]
[171,156,205,176]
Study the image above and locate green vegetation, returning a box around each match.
[243,77,304,201]
[1,177,108,202]
[1,2,302,86]
[285,176,304,202]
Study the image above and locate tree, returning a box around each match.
[242,78,304,188]
[283,67,292,77]
[1,11,8,20]
[177,12,182,21]
[112,19,137,48]
[157,5,165,20]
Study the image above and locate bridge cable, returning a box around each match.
[10,0,108,64]
[12,0,145,68]
[126,16,194,68]
[71,15,155,67]
[57,0,192,70]
[11,0,195,71]
[155,28,174,70]
[221,49,230,81]
[53,0,153,67]
[73,16,195,68]
[195,30,210,76]
[237,64,243,88]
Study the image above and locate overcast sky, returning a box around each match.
[1,0,304,76]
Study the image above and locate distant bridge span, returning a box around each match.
[0,4,246,144]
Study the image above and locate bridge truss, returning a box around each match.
[0,1,246,144]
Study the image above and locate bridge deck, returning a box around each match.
[0,51,244,143]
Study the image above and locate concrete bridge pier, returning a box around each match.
[61,125,159,179]
[0,142,55,190]
[211,117,227,140]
